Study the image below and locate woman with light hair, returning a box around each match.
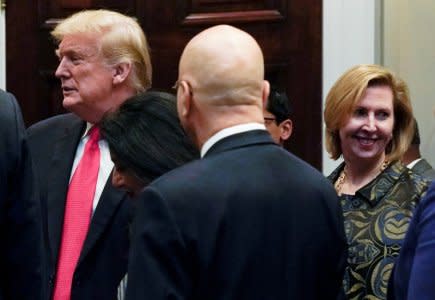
[324,64,431,299]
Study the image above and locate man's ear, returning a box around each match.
[279,119,293,142]
[178,80,192,118]
[113,62,132,85]
[261,80,270,109]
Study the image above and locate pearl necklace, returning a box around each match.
[334,161,389,196]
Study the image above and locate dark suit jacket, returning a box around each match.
[412,158,435,181]
[127,130,347,300]
[0,90,43,300]
[387,181,435,300]
[27,113,131,300]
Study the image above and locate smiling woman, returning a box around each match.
[324,64,431,300]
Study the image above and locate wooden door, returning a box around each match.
[6,0,323,169]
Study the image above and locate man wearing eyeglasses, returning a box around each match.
[127,24,347,300]
[263,87,293,146]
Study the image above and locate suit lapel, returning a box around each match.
[78,178,127,264]
[48,118,127,267]
[413,159,431,174]
[47,118,85,266]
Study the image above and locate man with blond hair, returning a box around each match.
[27,9,151,300]
[127,25,347,300]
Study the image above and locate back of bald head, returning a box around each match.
[179,25,266,107]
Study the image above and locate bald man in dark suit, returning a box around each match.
[127,25,347,300]
[0,89,43,299]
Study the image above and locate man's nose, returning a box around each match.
[55,57,70,79]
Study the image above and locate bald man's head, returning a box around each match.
[178,25,266,107]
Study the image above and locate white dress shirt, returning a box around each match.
[69,122,113,214]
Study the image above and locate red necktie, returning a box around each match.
[53,126,101,300]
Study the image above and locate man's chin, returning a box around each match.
[63,102,102,123]
[62,98,80,111]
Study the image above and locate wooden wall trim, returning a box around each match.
[42,18,62,29]
[181,10,285,25]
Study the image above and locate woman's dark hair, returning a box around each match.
[100,91,199,181]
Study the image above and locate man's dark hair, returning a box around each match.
[266,87,292,124]
[100,91,199,182]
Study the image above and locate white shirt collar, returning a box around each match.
[407,158,423,169]
[82,122,95,138]
[200,122,266,157]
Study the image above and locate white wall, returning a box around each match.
[383,0,435,166]
[322,0,380,175]
[0,7,5,89]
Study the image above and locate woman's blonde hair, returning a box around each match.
[51,9,152,92]
[324,64,414,162]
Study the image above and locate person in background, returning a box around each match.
[27,9,152,300]
[324,64,431,300]
[100,91,199,300]
[402,118,435,180]
[0,89,43,299]
[126,24,347,300]
[387,181,435,299]
[263,86,293,146]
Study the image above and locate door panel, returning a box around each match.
[6,0,322,169]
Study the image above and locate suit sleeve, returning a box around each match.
[407,183,435,299]
[0,91,44,300]
[319,181,348,300]
[126,187,193,300]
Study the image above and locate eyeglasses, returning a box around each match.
[264,117,277,125]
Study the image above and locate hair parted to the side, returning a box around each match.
[51,9,152,93]
[100,91,199,181]
[324,64,414,162]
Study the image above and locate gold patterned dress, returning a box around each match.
[328,161,430,300]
